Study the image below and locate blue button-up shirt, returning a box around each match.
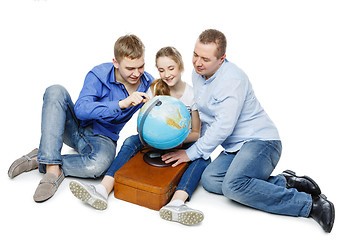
[186,59,280,161]
[74,63,154,142]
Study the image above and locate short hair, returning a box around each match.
[155,46,184,72]
[198,29,227,59]
[114,34,145,61]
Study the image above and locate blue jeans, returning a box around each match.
[37,85,116,178]
[201,140,312,217]
[106,134,210,200]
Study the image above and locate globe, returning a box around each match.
[137,96,191,150]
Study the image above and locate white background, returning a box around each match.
[1,0,359,239]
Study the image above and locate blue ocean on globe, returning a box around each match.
[137,96,191,150]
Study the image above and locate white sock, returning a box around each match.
[166,199,184,207]
[95,184,108,199]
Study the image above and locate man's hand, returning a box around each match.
[161,150,190,167]
[119,92,150,109]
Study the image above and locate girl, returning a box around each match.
[69,47,210,225]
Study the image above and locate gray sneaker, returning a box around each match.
[8,148,38,178]
[69,180,107,210]
[159,204,204,225]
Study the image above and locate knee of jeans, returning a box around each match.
[43,84,68,102]
[222,176,251,200]
[85,160,111,178]
[201,168,216,192]
[123,135,140,148]
[86,152,114,178]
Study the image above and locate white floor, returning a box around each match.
[2,1,359,239]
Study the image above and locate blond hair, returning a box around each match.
[150,79,171,96]
[155,46,184,72]
[114,34,145,62]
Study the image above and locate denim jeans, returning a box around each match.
[201,140,312,217]
[106,134,210,199]
[37,85,116,178]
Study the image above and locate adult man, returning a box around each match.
[8,34,153,202]
[162,29,335,232]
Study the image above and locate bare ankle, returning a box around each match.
[101,175,115,195]
[46,165,61,177]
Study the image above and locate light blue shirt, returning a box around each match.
[186,59,280,161]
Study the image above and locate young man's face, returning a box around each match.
[113,56,145,85]
[192,40,225,79]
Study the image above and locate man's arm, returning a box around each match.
[74,72,149,122]
[74,72,120,121]
[186,74,249,160]
[186,95,243,160]
[163,75,248,163]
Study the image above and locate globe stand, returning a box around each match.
[143,150,172,167]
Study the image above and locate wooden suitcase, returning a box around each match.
[114,150,188,210]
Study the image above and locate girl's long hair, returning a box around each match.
[150,78,170,96]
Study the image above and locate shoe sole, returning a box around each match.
[325,200,335,233]
[69,181,107,210]
[159,208,204,225]
[328,200,335,233]
[320,194,335,233]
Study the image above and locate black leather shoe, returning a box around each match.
[310,194,335,233]
[282,170,321,195]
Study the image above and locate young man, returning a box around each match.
[161,29,335,232]
[8,34,153,202]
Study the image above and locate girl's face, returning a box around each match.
[156,56,181,87]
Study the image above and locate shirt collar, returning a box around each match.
[109,66,117,84]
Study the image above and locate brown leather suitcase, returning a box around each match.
[114,150,188,210]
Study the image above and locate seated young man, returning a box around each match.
[8,34,153,202]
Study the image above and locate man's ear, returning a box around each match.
[220,54,226,63]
